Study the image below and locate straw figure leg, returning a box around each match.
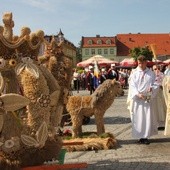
[71,112,84,138]
[94,110,105,135]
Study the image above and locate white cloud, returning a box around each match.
[20,0,57,11]
[20,0,102,11]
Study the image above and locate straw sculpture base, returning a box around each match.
[62,132,117,152]
[0,138,62,170]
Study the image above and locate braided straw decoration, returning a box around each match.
[0,35,42,50]
[17,67,50,130]
[39,65,62,128]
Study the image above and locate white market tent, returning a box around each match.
[120,58,136,67]
[77,55,118,67]
[163,59,170,64]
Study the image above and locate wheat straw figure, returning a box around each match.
[0,12,62,169]
[38,37,73,128]
[66,79,124,138]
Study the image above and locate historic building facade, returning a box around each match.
[81,33,170,62]
[44,29,77,66]
[81,35,117,61]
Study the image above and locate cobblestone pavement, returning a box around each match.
[64,89,170,170]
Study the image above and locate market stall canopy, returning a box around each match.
[147,60,162,67]
[120,58,137,67]
[163,58,170,64]
[120,58,163,67]
[77,55,118,67]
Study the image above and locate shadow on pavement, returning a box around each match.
[118,138,170,145]
[86,160,170,170]
[88,116,131,125]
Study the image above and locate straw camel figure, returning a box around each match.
[66,79,124,138]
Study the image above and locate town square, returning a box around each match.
[0,0,170,169]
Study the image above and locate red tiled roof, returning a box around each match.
[82,36,116,48]
[116,33,170,56]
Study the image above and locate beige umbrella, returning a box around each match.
[77,55,118,67]
[163,59,170,64]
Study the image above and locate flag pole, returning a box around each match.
[94,59,99,88]
[150,44,157,65]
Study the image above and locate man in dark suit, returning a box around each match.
[86,66,95,94]
[107,64,119,80]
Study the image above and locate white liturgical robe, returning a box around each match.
[163,76,170,135]
[152,72,166,127]
[129,67,158,138]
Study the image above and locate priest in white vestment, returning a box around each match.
[162,76,170,135]
[152,65,166,128]
[129,55,158,145]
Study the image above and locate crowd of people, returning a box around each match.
[73,56,170,145]
[72,64,131,94]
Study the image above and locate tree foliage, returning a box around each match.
[130,46,153,61]
[76,40,82,62]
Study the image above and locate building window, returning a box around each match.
[85,49,89,55]
[91,49,95,55]
[97,40,102,45]
[104,49,108,54]
[98,49,102,55]
[110,48,114,54]
[88,40,92,45]
[106,39,111,45]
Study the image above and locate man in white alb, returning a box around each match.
[152,64,166,129]
[129,55,158,145]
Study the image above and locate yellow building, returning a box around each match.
[81,35,117,61]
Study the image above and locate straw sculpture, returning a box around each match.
[66,79,124,138]
[0,12,63,169]
[38,37,73,127]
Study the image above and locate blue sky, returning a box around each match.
[0,0,170,46]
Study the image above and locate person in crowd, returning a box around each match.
[93,62,100,89]
[126,69,132,88]
[119,72,125,88]
[164,62,170,76]
[124,69,129,88]
[86,66,95,95]
[100,68,108,84]
[128,55,158,145]
[119,69,128,89]
[73,68,80,93]
[107,64,119,80]
[80,70,87,90]
[160,64,166,73]
[152,65,166,130]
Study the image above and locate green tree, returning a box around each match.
[130,46,153,61]
[76,40,82,62]
[129,47,141,61]
[140,46,153,61]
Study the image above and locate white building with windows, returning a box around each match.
[81,35,117,61]
[81,33,170,63]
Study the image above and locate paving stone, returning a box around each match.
[64,89,170,170]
